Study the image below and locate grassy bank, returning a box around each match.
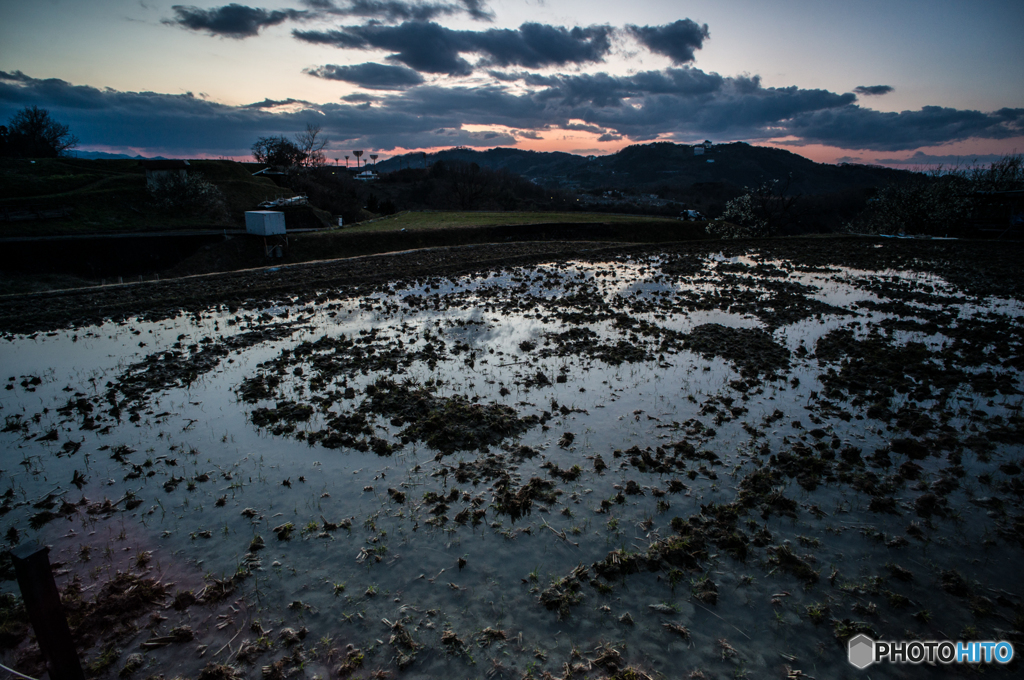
[341,210,689,233]
[0,158,291,237]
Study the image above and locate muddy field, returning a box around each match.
[1,237,1023,679]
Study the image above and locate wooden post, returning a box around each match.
[11,544,85,680]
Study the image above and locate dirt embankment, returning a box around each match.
[1,236,1022,335]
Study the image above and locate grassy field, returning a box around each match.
[340,210,682,233]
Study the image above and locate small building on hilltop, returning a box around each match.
[140,159,189,190]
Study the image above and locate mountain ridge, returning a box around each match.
[374,141,908,197]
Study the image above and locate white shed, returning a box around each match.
[245,211,286,236]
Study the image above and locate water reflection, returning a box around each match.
[1,251,1021,678]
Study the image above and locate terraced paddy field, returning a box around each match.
[1,237,1022,679]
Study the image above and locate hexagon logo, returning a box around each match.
[848,633,875,669]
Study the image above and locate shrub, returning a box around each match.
[148,172,226,218]
[708,178,799,238]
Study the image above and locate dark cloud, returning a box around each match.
[289,28,369,49]
[524,71,854,142]
[295,22,473,74]
[3,68,1020,157]
[515,129,543,140]
[0,70,519,153]
[0,70,33,83]
[783,105,1024,151]
[528,68,724,107]
[341,93,378,102]
[294,21,613,75]
[165,4,305,38]
[166,1,493,41]
[242,97,313,109]
[854,85,894,96]
[459,0,494,21]
[300,0,492,22]
[305,62,425,89]
[564,122,608,134]
[0,71,270,154]
[627,19,709,65]
[597,133,622,142]
[476,23,613,69]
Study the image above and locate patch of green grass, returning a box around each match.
[339,210,682,234]
[805,602,829,624]
[86,644,121,675]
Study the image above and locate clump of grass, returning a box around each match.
[805,602,829,624]
[273,523,294,540]
[690,575,718,605]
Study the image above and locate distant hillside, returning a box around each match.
[378,142,909,196]
[70,151,167,160]
[376,147,586,180]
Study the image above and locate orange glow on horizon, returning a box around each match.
[80,133,1024,168]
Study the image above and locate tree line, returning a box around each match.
[710,156,1024,238]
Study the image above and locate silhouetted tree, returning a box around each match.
[3,106,78,158]
[252,136,306,168]
[295,124,328,167]
[969,153,1024,192]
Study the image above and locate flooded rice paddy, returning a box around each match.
[2,247,1023,679]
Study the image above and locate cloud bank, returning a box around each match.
[3,69,1021,156]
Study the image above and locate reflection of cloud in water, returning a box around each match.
[468,316,546,351]
[659,310,763,333]
[615,280,680,298]
[774,314,862,351]
[434,307,545,352]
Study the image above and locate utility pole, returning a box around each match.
[12,544,85,680]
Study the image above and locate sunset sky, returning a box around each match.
[1,0,1022,165]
